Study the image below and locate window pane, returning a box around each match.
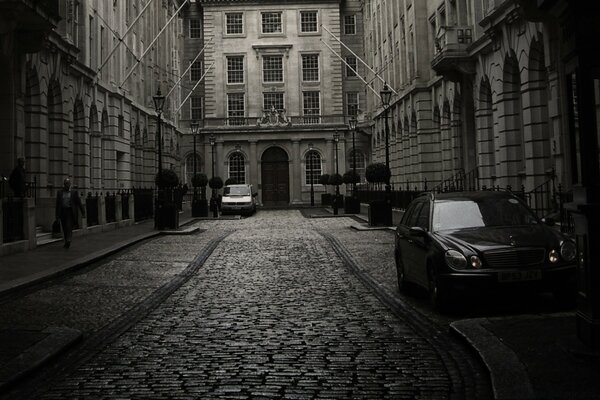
[344,15,356,35]
[191,96,203,120]
[303,91,320,123]
[227,56,244,84]
[305,151,322,184]
[262,12,282,33]
[300,11,318,33]
[263,92,284,111]
[190,61,202,81]
[228,153,246,184]
[226,13,243,34]
[347,92,359,116]
[263,56,283,82]
[227,93,245,126]
[190,19,201,38]
[345,56,357,77]
[302,54,319,81]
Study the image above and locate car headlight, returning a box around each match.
[560,240,576,263]
[549,249,560,263]
[445,250,467,270]
[469,255,482,269]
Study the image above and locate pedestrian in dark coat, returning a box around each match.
[8,158,26,198]
[55,178,85,249]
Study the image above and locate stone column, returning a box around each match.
[291,139,301,204]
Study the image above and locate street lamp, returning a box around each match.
[349,117,357,198]
[380,82,392,200]
[333,130,340,216]
[153,87,165,229]
[190,120,200,217]
[308,142,315,207]
[209,133,217,218]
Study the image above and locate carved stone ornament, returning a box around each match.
[257,105,292,127]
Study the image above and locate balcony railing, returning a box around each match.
[199,114,348,129]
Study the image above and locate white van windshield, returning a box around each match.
[224,186,251,196]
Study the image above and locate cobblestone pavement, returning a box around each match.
[4,210,490,399]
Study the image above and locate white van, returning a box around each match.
[220,184,257,215]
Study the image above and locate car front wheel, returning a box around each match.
[428,269,451,313]
[395,250,408,293]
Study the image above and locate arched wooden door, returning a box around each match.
[261,147,289,206]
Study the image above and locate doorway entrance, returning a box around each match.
[261,147,289,206]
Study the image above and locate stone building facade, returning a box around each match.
[0,0,186,252]
[180,0,368,206]
[363,0,575,196]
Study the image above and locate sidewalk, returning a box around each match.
[1,208,599,398]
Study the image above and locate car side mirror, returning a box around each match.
[543,217,556,227]
[409,226,427,236]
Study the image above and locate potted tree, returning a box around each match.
[209,176,223,216]
[365,163,392,226]
[343,170,361,214]
[192,173,208,217]
[329,172,344,212]
[319,174,332,206]
[224,177,238,186]
[155,169,180,229]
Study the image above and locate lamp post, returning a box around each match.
[209,133,217,218]
[190,121,200,217]
[349,117,357,198]
[333,130,340,216]
[153,87,165,229]
[308,142,315,207]
[380,82,393,226]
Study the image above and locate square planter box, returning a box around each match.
[192,198,208,217]
[344,196,361,214]
[368,200,393,226]
[321,193,332,206]
[156,202,179,230]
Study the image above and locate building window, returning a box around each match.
[303,91,320,123]
[227,93,245,125]
[190,60,202,81]
[226,12,243,35]
[302,54,319,82]
[227,56,244,84]
[189,19,201,38]
[344,15,356,35]
[191,96,203,120]
[345,56,358,77]
[263,55,283,82]
[346,93,359,116]
[305,150,322,185]
[264,92,284,111]
[262,12,282,34]
[300,11,318,33]
[228,153,246,184]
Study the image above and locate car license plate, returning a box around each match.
[498,270,541,282]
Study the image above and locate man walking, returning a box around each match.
[8,157,26,198]
[55,178,85,248]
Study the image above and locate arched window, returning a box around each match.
[305,150,322,184]
[348,149,366,182]
[228,153,246,183]
[185,153,201,184]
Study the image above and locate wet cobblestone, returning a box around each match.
[38,211,452,399]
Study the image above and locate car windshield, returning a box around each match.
[432,197,539,231]
[224,186,250,196]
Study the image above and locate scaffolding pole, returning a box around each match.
[319,39,382,100]
[321,24,398,95]
[165,38,213,100]
[176,62,215,114]
[95,0,155,78]
[119,0,189,89]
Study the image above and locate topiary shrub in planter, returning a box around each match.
[155,169,179,189]
[366,163,392,226]
[329,173,344,210]
[343,171,361,214]
[319,174,332,206]
[154,169,180,229]
[192,173,209,217]
[224,177,238,186]
[209,177,223,214]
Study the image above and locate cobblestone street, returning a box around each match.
[2,210,490,399]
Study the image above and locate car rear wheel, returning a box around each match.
[395,251,408,293]
[428,269,451,313]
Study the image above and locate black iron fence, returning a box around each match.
[121,190,130,220]
[133,187,154,222]
[2,197,24,243]
[85,192,100,227]
[105,192,116,223]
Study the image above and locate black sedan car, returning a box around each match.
[394,191,577,310]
